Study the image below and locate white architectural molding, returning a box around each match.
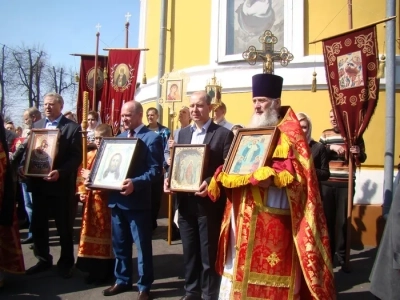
[135,55,400,102]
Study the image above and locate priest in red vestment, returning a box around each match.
[208,73,335,300]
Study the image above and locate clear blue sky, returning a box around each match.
[0,0,140,120]
[0,0,140,76]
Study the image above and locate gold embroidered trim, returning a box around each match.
[289,242,298,298]
[222,272,233,281]
[77,254,114,259]
[231,187,248,299]
[247,272,291,287]
[80,236,112,244]
[241,186,259,298]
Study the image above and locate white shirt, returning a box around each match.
[190,118,212,144]
[216,119,234,130]
[45,114,63,129]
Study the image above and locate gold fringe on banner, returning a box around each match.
[377,54,386,79]
[311,71,317,92]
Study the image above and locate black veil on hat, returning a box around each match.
[252,73,283,99]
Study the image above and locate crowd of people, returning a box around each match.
[1,71,396,300]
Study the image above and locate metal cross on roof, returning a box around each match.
[242,30,294,74]
[125,12,132,23]
[95,23,101,33]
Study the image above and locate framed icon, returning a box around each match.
[24,129,60,177]
[88,138,142,190]
[165,79,183,102]
[168,144,209,192]
[223,127,280,175]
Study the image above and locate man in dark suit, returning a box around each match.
[165,91,234,300]
[19,92,82,278]
[102,101,163,300]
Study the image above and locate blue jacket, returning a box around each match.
[108,126,164,210]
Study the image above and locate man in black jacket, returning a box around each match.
[19,92,82,278]
[165,91,234,300]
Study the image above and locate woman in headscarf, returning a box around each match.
[296,112,330,184]
[0,114,25,288]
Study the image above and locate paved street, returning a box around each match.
[2,210,378,300]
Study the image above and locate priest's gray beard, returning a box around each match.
[248,104,279,128]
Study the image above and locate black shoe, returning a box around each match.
[58,266,73,279]
[20,237,33,244]
[171,230,181,241]
[152,222,158,231]
[26,260,52,275]
[179,295,202,300]
[29,244,34,250]
[335,254,351,273]
[102,283,132,296]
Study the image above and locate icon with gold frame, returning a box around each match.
[223,127,280,175]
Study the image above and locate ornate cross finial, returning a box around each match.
[95,23,101,33]
[125,12,132,23]
[243,30,294,74]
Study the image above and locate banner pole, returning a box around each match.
[125,22,129,48]
[348,0,353,30]
[93,28,100,111]
[167,110,175,245]
[344,0,354,272]
[345,154,355,271]
[81,91,89,168]
[103,48,149,51]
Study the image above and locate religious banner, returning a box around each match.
[77,55,108,123]
[102,49,140,134]
[322,25,380,147]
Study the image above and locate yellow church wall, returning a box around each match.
[144,0,211,79]
[307,0,392,55]
[169,0,211,71]
[140,0,399,168]
[141,88,399,168]
[221,90,400,168]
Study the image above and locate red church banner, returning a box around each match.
[77,55,108,124]
[102,49,140,134]
[322,25,380,147]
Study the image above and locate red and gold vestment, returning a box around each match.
[76,150,113,260]
[208,107,335,300]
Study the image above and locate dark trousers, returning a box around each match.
[31,191,74,268]
[150,177,163,229]
[15,182,26,221]
[178,196,223,300]
[321,182,353,261]
[111,207,154,291]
